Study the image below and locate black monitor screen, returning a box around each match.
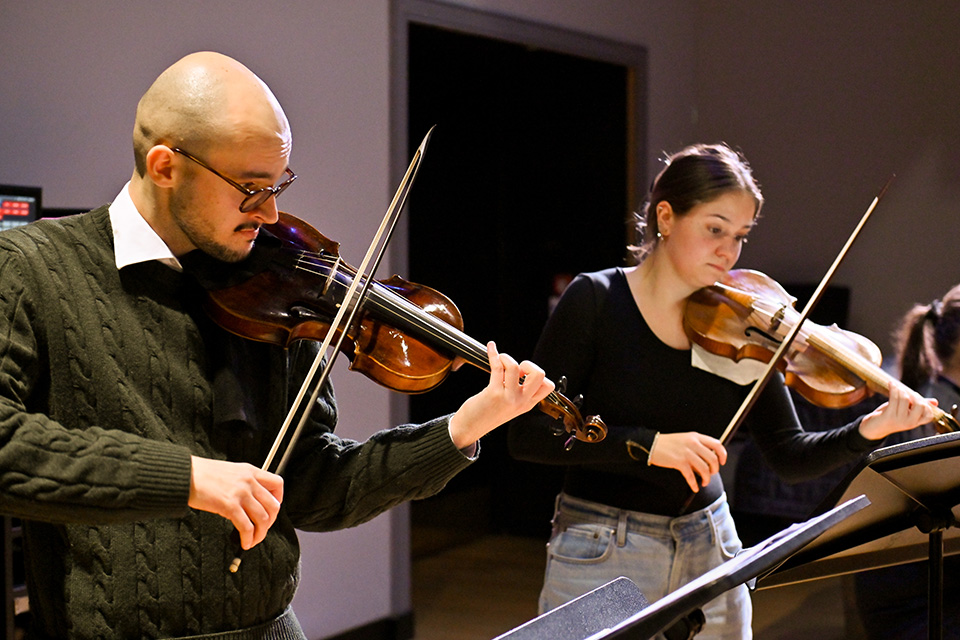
[0,184,42,231]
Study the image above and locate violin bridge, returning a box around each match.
[770,305,787,332]
[322,255,341,296]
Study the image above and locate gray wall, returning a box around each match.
[2,0,955,637]
[694,1,960,349]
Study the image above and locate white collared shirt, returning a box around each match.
[109,182,183,271]
[106,181,475,455]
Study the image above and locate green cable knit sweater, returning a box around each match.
[0,206,471,639]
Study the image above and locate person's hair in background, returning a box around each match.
[895,284,960,391]
[852,284,960,640]
[629,143,764,262]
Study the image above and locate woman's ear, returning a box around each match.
[656,201,675,238]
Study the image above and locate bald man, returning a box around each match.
[0,52,552,639]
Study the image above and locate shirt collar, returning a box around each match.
[109,182,183,271]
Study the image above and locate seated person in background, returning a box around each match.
[853,286,960,640]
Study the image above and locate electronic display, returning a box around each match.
[0,185,42,232]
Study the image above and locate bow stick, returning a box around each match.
[679,176,894,515]
[229,126,435,572]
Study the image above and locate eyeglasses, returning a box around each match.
[172,147,297,213]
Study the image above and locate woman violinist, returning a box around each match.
[507,143,937,639]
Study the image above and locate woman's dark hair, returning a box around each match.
[895,284,960,390]
[630,143,763,261]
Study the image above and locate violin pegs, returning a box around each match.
[556,376,568,394]
[564,435,576,451]
[572,394,583,408]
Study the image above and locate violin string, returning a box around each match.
[293,251,567,407]
[294,253,490,367]
[271,130,436,477]
[716,180,893,446]
[753,289,942,408]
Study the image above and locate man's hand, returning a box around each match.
[188,456,284,550]
[448,341,555,450]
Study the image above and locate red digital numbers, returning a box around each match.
[0,199,31,221]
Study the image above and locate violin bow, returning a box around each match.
[717,176,895,445]
[268,125,435,476]
[229,126,435,572]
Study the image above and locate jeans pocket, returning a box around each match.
[547,523,616,565]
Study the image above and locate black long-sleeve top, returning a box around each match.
[508,268,878,516]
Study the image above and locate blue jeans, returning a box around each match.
[539,492,751,640]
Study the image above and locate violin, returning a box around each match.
[683,268,960,433]
[201,211,607,445]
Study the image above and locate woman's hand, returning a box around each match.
[858,383,939,441]
[649,432,727,493]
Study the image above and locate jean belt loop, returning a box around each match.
[616,510,628,547]
[705,502,718,547]
[551,493,563,524]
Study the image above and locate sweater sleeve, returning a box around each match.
[274,342,475,532]
[0,244,193,524]
[507,272,657,468]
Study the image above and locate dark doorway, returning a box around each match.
[405,19,643,540]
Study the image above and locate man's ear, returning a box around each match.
[145,145,177,187]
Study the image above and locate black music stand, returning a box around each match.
[757,431,960,640]
[494,495,870,640]
[493,577,649,640]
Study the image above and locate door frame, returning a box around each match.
[389,0,647,419]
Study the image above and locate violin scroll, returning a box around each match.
[933,406,960,434]
[538,375,606,445]
[537,389,606,446]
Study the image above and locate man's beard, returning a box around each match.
[169,185,253,263]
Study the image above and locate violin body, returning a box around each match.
[684,269,958,432]
[685,269,881,409]
[205,214,463,394]
[202,212,607,443]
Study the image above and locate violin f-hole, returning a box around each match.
[744,325,780,346]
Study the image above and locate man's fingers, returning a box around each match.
[189,457,285,550]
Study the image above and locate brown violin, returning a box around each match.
[201,211,607,445]
[683,268,959,433]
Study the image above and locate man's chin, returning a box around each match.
[225,244,255,263]
[202,241,254,263]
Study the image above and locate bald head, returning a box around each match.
[133,52,291,175]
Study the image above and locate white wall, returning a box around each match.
[0,1,695,637]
